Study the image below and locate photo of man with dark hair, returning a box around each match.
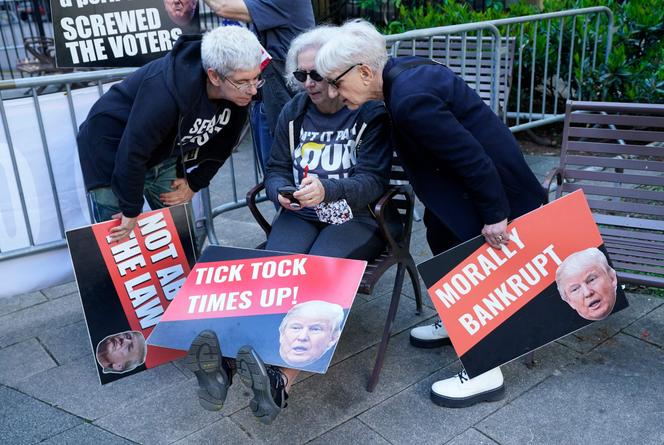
[556,247,618,321]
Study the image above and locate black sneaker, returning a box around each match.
[185,330,232,411]
[236,345,289,425]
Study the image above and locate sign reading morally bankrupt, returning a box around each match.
[417,190,628,377]
[51,0,200,67]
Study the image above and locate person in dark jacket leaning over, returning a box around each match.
[77,26,263,241]
[316,20,547,408]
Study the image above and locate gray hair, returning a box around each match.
[279,300,345,334]
[285,25,337,90]
[316,19,388,77]
[555,247,615,300]
[201,25,262,77]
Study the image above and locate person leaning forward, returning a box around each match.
[77,26,263,241]
[316,20,547,409]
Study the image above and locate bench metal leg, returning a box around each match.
[522,351,535,368]
[367,263,406,392]
[405,258,423,315]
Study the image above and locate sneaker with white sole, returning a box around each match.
[410,319,452,348]
[236,345,288,425]
[185,330,233,411]
[431,367,505,408]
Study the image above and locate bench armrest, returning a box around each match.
[374,184,415,253]
[542,167,563,198]
[246,182,271,236]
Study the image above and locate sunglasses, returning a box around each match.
[292,69,324,83]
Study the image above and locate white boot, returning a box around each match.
[410,319,451,348]
[430,367,505,408]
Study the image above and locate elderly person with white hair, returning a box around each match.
[315,20,547,408]
[77,26,263,241]
[186,26,396,425]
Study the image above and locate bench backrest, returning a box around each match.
[387,35,516,111]
[558,100,664,286]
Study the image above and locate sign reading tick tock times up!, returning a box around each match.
[51,0,201,67]
[417,191,628,378]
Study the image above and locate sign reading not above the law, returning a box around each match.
[51,0,200,67]
[417,190,628,378]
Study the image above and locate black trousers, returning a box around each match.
[423,209,463,256]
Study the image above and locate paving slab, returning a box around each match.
[95,377,250,444]
[556,293,663,354]
[308,419,390,445]
[0,290,46,317]
[623,304,664,348]
[229,330,455,444]
[0,293,83,348]
[16,356,187,420]
[0,385,82,445]
[41,281,79,300]
[0,337,57,386]
[41,423,137,445]
[357,341,579,445]
[477,333,664,445]
[445,428,499,445]
[174,418,256,445]
[37,320,91,365]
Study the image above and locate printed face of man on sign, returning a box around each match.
[556,247,618,321]
[164,0,197,27]
[278,301,344,367]
[96,331,147,374]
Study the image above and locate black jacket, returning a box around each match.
[264,92,393,213]
[77,35,247,217]
[383,57,546,241]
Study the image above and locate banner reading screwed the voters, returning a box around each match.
[66,204,196,384]
[417,190,628,378]
[51,0,200,67]
[147,246,366,374]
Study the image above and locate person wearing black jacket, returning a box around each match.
[77,26,262,241]
[316,20,547,409]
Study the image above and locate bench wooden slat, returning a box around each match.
[612,262,663,275]
[603,237,664,253]
[567,126,664,142]
[564,155,664,173]
[561,183,664,201]
[587,199,664,217]
[605,243,664,260]
[608,253,663,268]
[594,213,664,231]
[569,112,664,127]
[600,227,664,242]
[564,169,664,187]
[566,141,663,157]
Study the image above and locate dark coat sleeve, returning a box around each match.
[264,106,295,204]
[319,102,392,209]
[110,75,179,217]
[393,92,510,224]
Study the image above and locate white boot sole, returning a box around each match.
[430,384,505,408]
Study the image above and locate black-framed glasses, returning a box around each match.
[326,63,361,89]
[223,75,265,93]
[292,69,324,83]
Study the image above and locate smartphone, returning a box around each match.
[278,185,301,208]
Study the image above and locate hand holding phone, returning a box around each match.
[278,185,301,209]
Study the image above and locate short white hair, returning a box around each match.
[279,300,345,334]
[284,26,337,90]
[316,19,388,77]
[555,247,615,300]
[201,25,262,77]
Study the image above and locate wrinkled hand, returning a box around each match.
[277,193,301,211]
[293,176,325,208]
[481,218,510,249]
[108,213,137,242]
[160,178,195,206]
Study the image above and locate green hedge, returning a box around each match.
[383,0,664,104]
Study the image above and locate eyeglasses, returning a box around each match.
[292,69,324,83]
[326,63,362,89]
[223,75,265,93]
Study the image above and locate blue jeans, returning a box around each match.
[251,101,272,173]
[88,157,178,223]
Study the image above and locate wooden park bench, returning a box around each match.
[543,101,664,287]
[387,34,516,112]
[246,152,424,391]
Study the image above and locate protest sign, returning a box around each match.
[51,0,200,67]
[147,246,367,373]
[66,204,196,384]
[417,190,628,378]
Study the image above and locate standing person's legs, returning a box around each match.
[143,157,178,210]
[88,187,121,223]
[265,211,321,254]
[250,101,273,173]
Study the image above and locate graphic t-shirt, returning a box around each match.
[292,103,360,220]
